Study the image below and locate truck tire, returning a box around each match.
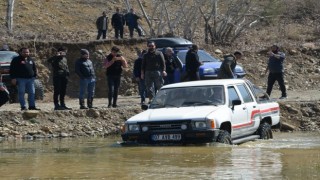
[34,79,44,100]
[216,130,232,144]
[257,122,272,139]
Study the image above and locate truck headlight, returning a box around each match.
[194,121,207,128]
[203,68,215,74]
[128,124,140,132]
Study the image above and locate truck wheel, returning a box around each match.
[216,130,232,144]
[34,79,44,100]
[257,122,272,139]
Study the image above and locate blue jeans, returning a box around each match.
[79,78,96,100]
[17,78,35,108]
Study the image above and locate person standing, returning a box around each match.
[125,8,142,38]
[185,44,201,81]
[103,46,128,108]
[96,11,108,40]
[217,51,243,79]
[75,49,96,109]
[9,47,40,110]
[48,47,71,110]
[164,47,183,85]
[141,41,166,103]
[133,49,147,104]
[265,45,287,99]
[111,8,125,39]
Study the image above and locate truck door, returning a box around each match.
[227,86,248,138]
[236,84,260,135]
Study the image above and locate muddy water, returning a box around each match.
[0,132,319,179]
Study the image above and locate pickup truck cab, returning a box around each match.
[121,79,280,145]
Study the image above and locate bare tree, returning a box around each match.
[6,0,15,33]
[199,0,264,44]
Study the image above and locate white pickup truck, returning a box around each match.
[121,79,280,144]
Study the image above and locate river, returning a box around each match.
[0,132,319,179]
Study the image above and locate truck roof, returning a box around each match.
[162,79,246,89]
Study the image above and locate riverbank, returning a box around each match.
[0,90,320,140]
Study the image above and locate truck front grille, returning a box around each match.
[139,120,191,132]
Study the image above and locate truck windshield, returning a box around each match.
[0,51,18,63]
[150,85,225,109]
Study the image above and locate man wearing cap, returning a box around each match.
[75,49,96,109]
[217,51,243,79]
[265,45,287,99]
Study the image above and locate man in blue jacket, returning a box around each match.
[265,45,287,99]
[75,49,96,109]
[125,8,142,38]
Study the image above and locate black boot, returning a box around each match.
[79,99,88,109]
[112,95,118,108]
[60,99,72,110]
[87,98,96,109]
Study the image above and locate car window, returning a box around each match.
[150,85,225,108]
[227,86,241,106]
[0,52,18,63]
[237,84,254,103]
[176,50,219,64]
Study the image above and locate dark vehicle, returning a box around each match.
[149,37,192,48]
[0,51,44,103]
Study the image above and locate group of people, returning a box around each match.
[0,43,287,110]
[4,46,127,111]
[133,43,287,104]
[96,8,143,40]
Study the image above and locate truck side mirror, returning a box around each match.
[231,100,241,110]
[141,104,149,110]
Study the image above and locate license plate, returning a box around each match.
[152,134,181,141]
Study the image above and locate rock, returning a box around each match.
[41,126,53,134]
[9,131,20,136]
[281,122,296,131]
[11,118,21,125]
[214,49,223,54]
[23,134,34,140]
[315,69,320,73]
[288,49,298,55]
[60,132,69,138]
[28,131,38,135]
[301,43,316,50]
[23,110,40,119]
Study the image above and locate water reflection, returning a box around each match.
[0,132,319,179]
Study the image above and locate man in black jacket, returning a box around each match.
[10,47,40,110]
[75,49,96,109]
[48,47,71,110]
[111,8,125,39]
[96,11,108,40]
[125,8,142,38]
[185,44,202,81]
